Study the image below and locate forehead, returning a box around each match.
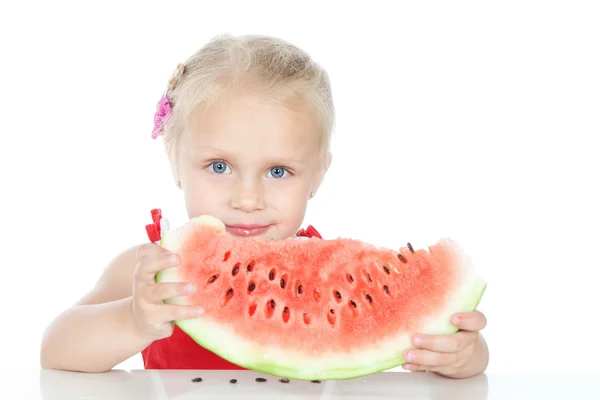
[182,93,321,162]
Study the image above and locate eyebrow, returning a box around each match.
[188,147,309,166]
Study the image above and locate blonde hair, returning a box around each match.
[158,34,335,167]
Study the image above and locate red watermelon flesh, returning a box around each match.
[156,215,487,380]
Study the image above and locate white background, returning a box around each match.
[1,0,599,375]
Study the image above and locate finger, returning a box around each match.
[136,243,163,260]
[451,310,487,331]
[156,303,205,323]
[412,331,478,353]
[402,363,429,372]
[404,349,457,367]
[146,282,196,303]
[138,252,180,280]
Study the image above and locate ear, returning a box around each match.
[309,151,332,199]
[166,141,182,189]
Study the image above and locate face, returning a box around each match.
[172,92,328,240]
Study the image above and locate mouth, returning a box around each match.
[225,224,272,237]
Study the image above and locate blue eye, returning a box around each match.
[268,167,287,178]
[211,161,230,174]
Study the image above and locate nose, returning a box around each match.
[230,179,266,212]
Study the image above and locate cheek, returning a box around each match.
[268,183,310,223]
[181,175,226,218]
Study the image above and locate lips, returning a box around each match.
[225,224,271,237]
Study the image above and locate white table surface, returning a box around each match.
[2,369,600,399]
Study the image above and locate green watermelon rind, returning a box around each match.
[155,223,487,381]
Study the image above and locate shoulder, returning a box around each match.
[74,244,141,306]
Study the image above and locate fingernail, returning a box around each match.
[413,335,423,346]
[405,351,414,362]
[196,307,205,315]
[452,315,461,325]
[170,254,179,264]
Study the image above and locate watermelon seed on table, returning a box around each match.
[229,378,237,383]
[191,377,202,383]
[255,377,267,382]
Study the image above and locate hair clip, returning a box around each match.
[151,95,172,139]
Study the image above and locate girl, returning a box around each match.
[40,34,488,378]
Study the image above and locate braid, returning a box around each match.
[166,63,186,98]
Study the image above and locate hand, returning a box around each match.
[131,243,204,340]
[402,310,488,376]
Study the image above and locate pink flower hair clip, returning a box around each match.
[151,95,172,139]
[151,63,186,139]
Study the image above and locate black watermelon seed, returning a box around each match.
[269,270,275,280]
[230,378,237,383]
[334,290,342,299]
[297,284,303,294]
[191,377,202,382]
[279,378,290,383]
[270,299,276,308]
[349,300,357,308]
[407,242,414,253]
[232,264,240,276]
[366,294,372,303]
[280,278,286,289]
[248,282,256,292]
[398,254,407,263]
[383,285,390,294]
[383,265,390,274]
[208,275,218,284]
[247,264,253,272]
[311,380,321,383]
[256,377,267,382]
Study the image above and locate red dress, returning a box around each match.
[141,225,322,369]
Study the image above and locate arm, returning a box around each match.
[39,246,148,373]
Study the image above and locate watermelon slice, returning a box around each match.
[154,213,486,380]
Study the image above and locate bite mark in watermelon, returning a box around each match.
[155,215,486,380]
